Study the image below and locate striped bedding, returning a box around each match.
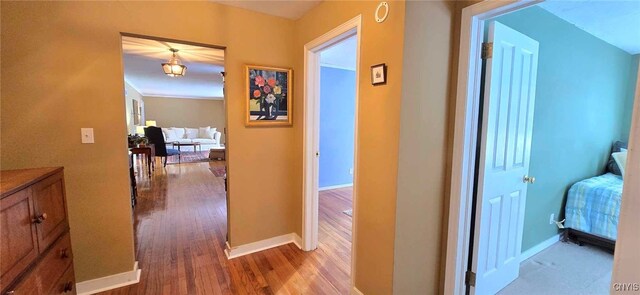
[565,173,623,241]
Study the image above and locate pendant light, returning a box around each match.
[161,48,187,77]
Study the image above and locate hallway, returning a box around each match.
[101,161,351,295]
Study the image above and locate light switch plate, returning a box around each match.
[81,128,94,144]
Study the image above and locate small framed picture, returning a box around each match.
[371,63,387,85]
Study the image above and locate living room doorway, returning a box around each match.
[119,34,230,275]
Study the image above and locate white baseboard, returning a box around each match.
[352,286,364,295]
[76,261,141,295]
[292,232,302,249]
[225,233,302,259]
[520,233,562,262]
[319,183,353,191]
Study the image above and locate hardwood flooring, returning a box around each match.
[100,161,352,295]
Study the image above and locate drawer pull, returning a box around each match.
[33,213,48,224]
[63,281,74,293]
[60,248,70,259]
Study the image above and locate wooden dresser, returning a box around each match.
[1,167,76,295]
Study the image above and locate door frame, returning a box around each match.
[302,14,361,287]
[118,31,230,246]
[444,0,640,294]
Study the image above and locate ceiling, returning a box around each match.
[213,0,321,20]
[122,36,225,100]
[320,35,357,71]
[538,0,640,54]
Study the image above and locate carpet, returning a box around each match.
[167,151,210,164]
[498,241,613,295]
[209,167,226,177]
[343,209,353,217]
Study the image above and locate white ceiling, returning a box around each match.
[122,36,225,100]
[213,0,321,20]
[320,35,357,71]
[538,0,640,54]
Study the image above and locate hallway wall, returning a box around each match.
[1,1,295,282]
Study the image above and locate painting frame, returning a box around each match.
[132,99,141,125]
[245,64,293,127]
[371,63,387,85]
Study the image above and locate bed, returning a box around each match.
[564,142,626,251]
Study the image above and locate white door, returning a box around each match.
[470,21,539,295]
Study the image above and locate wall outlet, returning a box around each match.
[349,168,354,175]
[549,213,555,225]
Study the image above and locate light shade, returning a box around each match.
[136,126,145,135]
[162,48,187,77]
[145,120,157,127]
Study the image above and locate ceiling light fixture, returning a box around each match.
[161,48,187,77]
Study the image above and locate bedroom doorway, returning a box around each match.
[302,16,361,290]
[444,1,640,294]
[466,20,540,295]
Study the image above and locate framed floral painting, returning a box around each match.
[245,65,292,127]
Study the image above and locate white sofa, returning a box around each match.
[161,126,222,152]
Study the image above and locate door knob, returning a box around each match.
[523,176,536,184]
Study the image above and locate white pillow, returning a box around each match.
[198,126,211,138]
[162,128,178,142]
[206,128,218,140]
[185,128,199,139]
[612,151,627,179]
[171,127,186,139]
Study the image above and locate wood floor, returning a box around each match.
[100,161,352,295]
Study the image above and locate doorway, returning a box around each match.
[444,1,640,295]
[119,34,231,283]
[302,15,361,290]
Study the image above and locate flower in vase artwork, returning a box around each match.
[246,65,292,126]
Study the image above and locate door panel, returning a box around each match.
[471,21,539,295]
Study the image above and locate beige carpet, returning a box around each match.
[498,241,613,295]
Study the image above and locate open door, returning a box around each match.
[470,21,539,295]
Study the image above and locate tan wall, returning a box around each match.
[1,1,295,281]
[393,1,456,293]
[143,96,226,142]
[293,1,406,293]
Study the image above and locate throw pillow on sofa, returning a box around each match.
[170,127,186,139]
[162,128,178,142]
[198,126,211,138]
[185,128,199,139]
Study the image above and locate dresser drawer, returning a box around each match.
[50,265,76,295]
[7,232,73,295]
[32,171,68,253]
[0,188,38,291]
